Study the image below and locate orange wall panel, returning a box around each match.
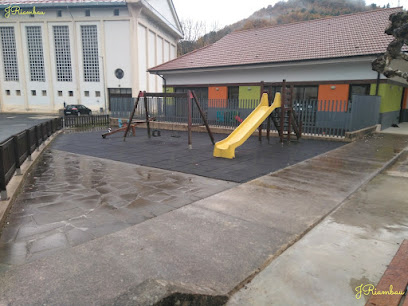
[318,84,349,111]
[208,86,228,108]
[403,88,408,109]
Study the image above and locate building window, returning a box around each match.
[95,91,101,97]
[294,86,318,100]
[30,14,35,18]
[31,90,36,96]
[42,90,47,96]
[85,9,91,17]
[16,90,21,96]
[53,26,72,82]
[58,90,63,96]
[57,10,62,17]
[175,87,208,100]
[0,27,19,81]
[228,86,239,100]
[84,91,89,97]
[350,84,370,98]
[68,90,73,97]
[26,26,46,82]
[114,9,120,16]
[5,90,10,95]
[81,25,100,82]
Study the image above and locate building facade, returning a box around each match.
[149,8,408,129]
[0,0,182,113]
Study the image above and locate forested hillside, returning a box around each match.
[178,0,387,56]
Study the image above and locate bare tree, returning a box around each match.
[178,19,208,56]
[180,19,207,42]
[372,11,408,81]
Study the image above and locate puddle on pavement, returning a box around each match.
[0,150,235,268]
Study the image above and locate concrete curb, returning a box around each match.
[0,130,62,231]
[345,125,378,141]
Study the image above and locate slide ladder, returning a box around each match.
[271,83,302,142]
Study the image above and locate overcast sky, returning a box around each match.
[173,0,407,30]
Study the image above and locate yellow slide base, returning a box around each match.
[213,145,236,159]
[213,93,281,159]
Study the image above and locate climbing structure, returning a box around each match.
[269,79,302,142]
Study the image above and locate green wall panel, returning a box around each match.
[164,87,174,105]
[370,83,403,113]
[239,86,261,108]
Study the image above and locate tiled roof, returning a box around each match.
[150,8,402,72]
[0,0,125,5]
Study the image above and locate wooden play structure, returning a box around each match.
[269,79,302,142]
[123,90,215,148]
[214,79,303,159]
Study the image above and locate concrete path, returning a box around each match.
[0,134,407,305]
[0,150,236,269]
[381,122,408,135]
[228,151,408,306]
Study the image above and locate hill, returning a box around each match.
[178,0,384,56]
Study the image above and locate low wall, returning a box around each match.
[400,109,408,123]
[379,110,400,130]
[345,125,378,141]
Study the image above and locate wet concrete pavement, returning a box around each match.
[0,133,406,305]
[52,130,344,183]
[0,113,58,142]
[0,149,236,269]
[228,150,408,306]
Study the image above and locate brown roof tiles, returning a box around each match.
[149,8,402,72]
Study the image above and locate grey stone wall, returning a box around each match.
[400,109,408,123]
[379,110,400,129]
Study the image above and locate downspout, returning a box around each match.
[375,72,380,96]
[156,73,166,93]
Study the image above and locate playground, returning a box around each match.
[55,88,340,183]
[52,129,344,183]
[1,89,407,305]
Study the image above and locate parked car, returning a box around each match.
[64,104,92,116]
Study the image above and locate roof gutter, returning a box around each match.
[148,54,383,75]
[0,2,127,9]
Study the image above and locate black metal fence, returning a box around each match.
[64,115,110,128]
[111,94,381,137]
[0,118,63,200]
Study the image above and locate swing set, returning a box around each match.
[122,90,215,148]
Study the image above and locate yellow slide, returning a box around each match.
[213,93,281,159]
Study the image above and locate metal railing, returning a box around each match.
[0,118,63,200]
[63,115,110,128]
[111,94,381,138]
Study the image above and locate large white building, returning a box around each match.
[0,0,182,113]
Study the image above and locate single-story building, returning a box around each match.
[0,0,182,113]
[149,7,408,129]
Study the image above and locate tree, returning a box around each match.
[180,19,206,42]
[372,12,408,82]
[177,19,207,56]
